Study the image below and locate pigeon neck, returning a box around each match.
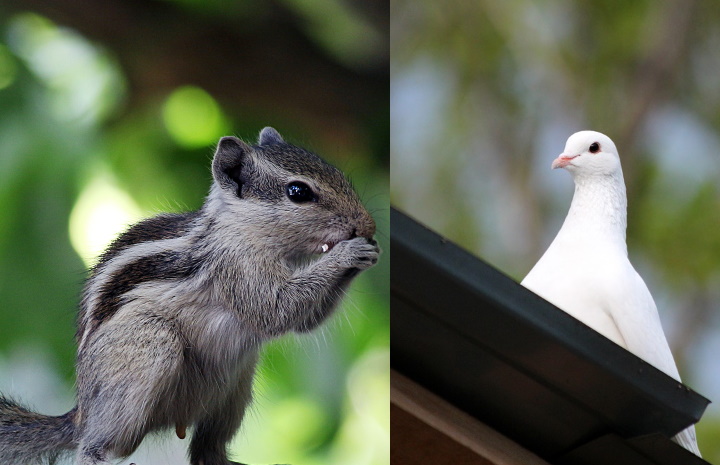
[560,171,628,253]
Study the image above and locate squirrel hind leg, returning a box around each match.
[75,442,112,465]
[76,425,147,465]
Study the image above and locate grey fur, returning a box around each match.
[0,128,379,465]
[257,126,284,146]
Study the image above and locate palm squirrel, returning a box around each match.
[0,127,380,465]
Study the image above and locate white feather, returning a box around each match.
[522,130,701,456]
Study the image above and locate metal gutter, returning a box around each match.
[391,207,710,464]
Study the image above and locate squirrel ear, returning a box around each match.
[212,136,252,196]
[258,127,284,146]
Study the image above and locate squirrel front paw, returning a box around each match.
[331,237,380,270]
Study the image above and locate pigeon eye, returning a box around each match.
[286,181,316,203]
[589,142,600,153]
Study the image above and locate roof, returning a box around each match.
[390,207,710,465]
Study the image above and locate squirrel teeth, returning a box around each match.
[321,244,330,253]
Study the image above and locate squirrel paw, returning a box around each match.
[332,237,380,270]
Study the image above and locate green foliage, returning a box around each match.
[637,180,720,287]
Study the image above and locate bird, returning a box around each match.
[521,130,701,456]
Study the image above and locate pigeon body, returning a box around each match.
[521,131,701,456]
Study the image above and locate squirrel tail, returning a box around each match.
[0,396,77,465]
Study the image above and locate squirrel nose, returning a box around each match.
[353,212,376,239]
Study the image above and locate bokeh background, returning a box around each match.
[0,1,388,464]
[392,0,720,460]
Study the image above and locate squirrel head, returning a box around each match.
[209,127,375,257]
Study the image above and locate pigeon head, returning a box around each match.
[552,131,621,177]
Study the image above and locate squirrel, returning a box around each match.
[0,127,380,465]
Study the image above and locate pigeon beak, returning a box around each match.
[552,154,578,169]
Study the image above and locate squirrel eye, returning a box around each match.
[589,142,600,153]
[286,181,316,203]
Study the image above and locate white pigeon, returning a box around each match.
[521,130,701,456]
